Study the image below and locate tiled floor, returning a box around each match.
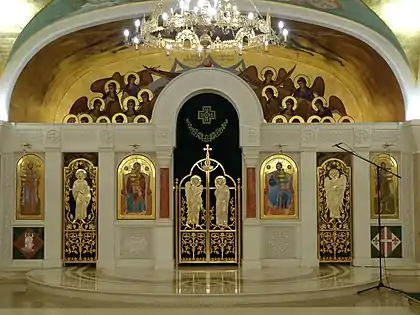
[1,266,420,314]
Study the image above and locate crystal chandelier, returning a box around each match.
[123,0,289,55]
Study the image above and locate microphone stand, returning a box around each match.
[333,143,404,295]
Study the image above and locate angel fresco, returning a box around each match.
[239,65,296,102]
[67,68,156,122]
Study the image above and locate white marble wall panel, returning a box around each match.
[118,227,153,260]
[262,226,298,259]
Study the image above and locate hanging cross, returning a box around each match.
[198,106,216,124]
[278,144,287,153]
[382,143,394,152]
[22,143,32,154]
[203,144,212,158]
[129,144,140,153]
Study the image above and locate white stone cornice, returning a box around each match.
[156,150,173,168]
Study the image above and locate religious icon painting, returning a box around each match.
[260,154,299,219]
[370,154,399,219]
[16,154,45,220]
[370,226,402,259]
[117,154,156,220]
[13,227,44,260]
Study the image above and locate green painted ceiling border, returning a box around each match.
[10,0,407,63]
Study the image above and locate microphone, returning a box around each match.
[332,142,343,147]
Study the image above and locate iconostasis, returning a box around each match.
[9,19,405,123]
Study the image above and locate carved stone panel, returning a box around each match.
[118,227,152,259]
[263,226,297,259]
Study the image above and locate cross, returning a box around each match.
[129,144,140,153]
[278,144,287,153]
[203,144,212,158]
[197,106,216,125]
[22,143,32,154]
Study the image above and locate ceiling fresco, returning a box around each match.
[9,18,404,123]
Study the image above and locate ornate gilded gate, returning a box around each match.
[63,154,98,263]
[317,157,352,263]
[175,145,241,264]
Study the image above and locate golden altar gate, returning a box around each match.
[174,145,241,264]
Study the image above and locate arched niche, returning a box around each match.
[152,68,263,147]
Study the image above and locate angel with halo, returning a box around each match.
[69,69,154,119]
[324,168,346,219]
[72,169,91,221]
[185,175,204,226]
[239,65,297,101]
[215,176,230,226]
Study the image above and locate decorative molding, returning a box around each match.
[263,226,297,259]
[118,227,153,259]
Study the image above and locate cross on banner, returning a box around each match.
[198,106,216,124]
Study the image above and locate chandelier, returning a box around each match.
[123,0,289,55]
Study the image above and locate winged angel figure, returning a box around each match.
[324,168,346,219]
[69,69,154,118]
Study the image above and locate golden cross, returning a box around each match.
[203,144,212,158]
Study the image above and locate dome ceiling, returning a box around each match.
[0,0,418,77]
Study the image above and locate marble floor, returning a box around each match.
[1,266,420,314]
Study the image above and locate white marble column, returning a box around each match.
[43,150,62,268]
[414,153,420,264]
[401,152,414,264]
[242,149,261,269]
[351,150,371,266]
[154,150,174,269]
[300,151,318,267]
[0,153,13,267]
[97,149,116,270]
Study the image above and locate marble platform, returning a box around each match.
[26,265,381,306]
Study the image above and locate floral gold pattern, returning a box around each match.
[63,156,98,263]
[317,158,352,263]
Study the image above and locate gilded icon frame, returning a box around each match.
[117,154,156,220]
[16,154,45,220]
[370,153,399,219]
[260,153,299,219]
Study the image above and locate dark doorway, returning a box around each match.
[173,93,242,265]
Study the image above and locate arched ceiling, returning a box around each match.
[9,18,404,123]
[8,0,406,58]
[0,0,418,77]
